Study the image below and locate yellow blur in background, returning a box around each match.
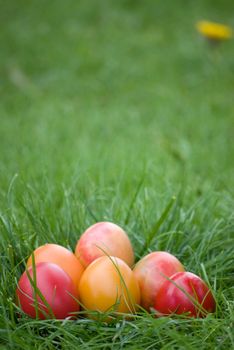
[196,20,232,41]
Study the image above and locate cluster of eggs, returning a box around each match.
[16,222,216,320]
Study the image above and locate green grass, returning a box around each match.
[0,0,234,348]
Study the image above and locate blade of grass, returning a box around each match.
[140,196,176,255]
[124,174,145,225]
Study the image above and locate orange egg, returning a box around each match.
[78,256,140,317]
[27,244,84,292]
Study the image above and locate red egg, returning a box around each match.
[75,222,134,268]
[133,251,184,311]
[16,262,80,319]
[154,271,216,318]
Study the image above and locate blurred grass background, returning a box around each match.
[1,0,233,193]
[0,0,234,348]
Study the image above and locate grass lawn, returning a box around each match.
[0,0,234,349]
